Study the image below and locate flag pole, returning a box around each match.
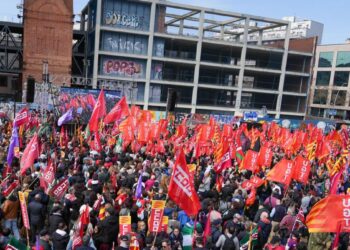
[285,206,302,248]
[247,224,253,250]
[26,229,30,247]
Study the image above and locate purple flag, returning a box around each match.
[57,108,74,126]
[6,126,19,167]
[135,173,143,199]
[36,235,40,250]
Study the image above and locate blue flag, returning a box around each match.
[135,173,143,199]
[7,126,19,167]
[57,108,74,126]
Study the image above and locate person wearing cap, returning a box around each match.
[116,235,129,250]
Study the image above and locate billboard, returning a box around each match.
[58,87,121,124]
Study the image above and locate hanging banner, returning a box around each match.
[119,216,132,236]
[148,200,166,233]
[18,191,30,229]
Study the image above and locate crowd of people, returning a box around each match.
[0,107,349,250]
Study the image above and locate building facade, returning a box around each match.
[308,43,350,121]
[80,0,315,118]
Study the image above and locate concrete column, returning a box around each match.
[257,30,263,45]
[190,10,205,113]
[275,23,290,118]
[220,25,225,39]
[143,1,156,110]
[179,19,184,35]
[92,0,102,89]
[234,17,250,111]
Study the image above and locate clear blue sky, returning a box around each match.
[1,0,349,44]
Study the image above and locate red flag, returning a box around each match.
[240,150,259,172]
[159,119,168,135]
[203,212,211,245]
[2,181,19,197]
[241,176,265,191]
[14,107,29,127]
[213,151,231,174]
[316,140,331,162]
[40,161,56,193]
[51,177,70,200]
[156,140,166,154]
[330,166,345,195]
[80,205,90,237]
[91,132,102,152]
[150,123,161,140]
[222,124,233,138]
[137,122,150,143]
[249,175,265,188]
[88,89,106,132]
[141,110,152,123]
[20,133,40,175]
[104,96,129,124]
[168,149,201,216]
[198,125,213,142]
[292,156,311,184]
[266,158,294,186]
[245,188,257,207]
[257,146,273,167]
[306,195,350,232]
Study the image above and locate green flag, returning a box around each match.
[240,227,258,250]
[84,125,90,140]
[182,223,194,250]
[5,237,29,250]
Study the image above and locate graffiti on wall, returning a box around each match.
[105,38,145,53]
[105,12,144,29]
[103,59,143,77]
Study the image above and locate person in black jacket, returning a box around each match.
[256,211,272,249]
[28,194,46,243]
[48,206,65,234]
[51,222,69,250]
[93,207,119,249]
[169,226,183,250]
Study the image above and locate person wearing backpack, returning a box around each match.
[215,224,239,250]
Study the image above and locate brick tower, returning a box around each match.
[22,0,73,100]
